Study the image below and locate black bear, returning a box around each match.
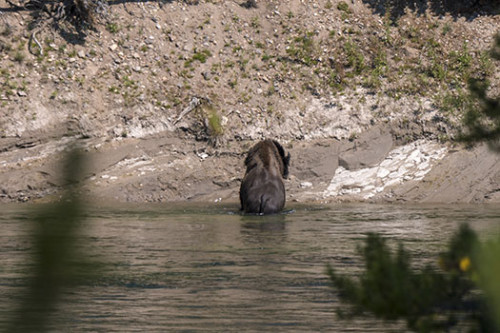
[239,139,291,214]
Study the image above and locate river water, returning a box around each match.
[1,202,499,332]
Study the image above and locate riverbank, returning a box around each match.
[0,0,499,204]
[1,123,499,204]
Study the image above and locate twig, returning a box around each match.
[174,97,206,125]
[28,28,43,56]
[5,0,24,10]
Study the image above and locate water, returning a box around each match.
[1,202,500,332]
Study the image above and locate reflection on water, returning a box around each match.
[0,203,499,332]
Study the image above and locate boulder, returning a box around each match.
[338,125,393,170]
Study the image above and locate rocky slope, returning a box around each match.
[0,0,499,204]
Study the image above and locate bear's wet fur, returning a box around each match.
[239,139,291,215]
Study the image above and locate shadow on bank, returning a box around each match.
[361,0,500,21]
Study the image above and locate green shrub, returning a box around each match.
[337,1,351,13]
[328,224,496,332]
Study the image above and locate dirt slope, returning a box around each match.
[0,0,499,204]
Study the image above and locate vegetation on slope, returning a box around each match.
[0,0,498,144]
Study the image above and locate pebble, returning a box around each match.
[202,71,213,80]
[197,152,209,160]
[300,181,313,189]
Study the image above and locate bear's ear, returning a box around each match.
[244,141,261,166]
[272,140,286,158]
[283,152,291,178]
[244,153,252,167]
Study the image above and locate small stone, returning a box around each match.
[202,71,212,80]
[17,90,27,97]
[77,50,86,58]
[183,43,193,52]
[300,181,313,189]
[197,152,209,160]
[109,44,118,51]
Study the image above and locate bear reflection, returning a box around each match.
[240,213,287,245]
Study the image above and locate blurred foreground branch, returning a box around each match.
[4,149,96,333]
[328,224,498,332]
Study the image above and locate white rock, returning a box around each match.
[324,139,448,199]
[197,152,209,160]
[300,181,313,189]
[376,167,390,178]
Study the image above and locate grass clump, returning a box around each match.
[286,31,318,66]
[13,50,25,63]
[436,88,472,116]
[449,43,472,74]
[337,1,351,13]
[207,109,224,138]
[200,104,224,146]
[343,40,365,75]
[192,49,212,63]
[106,22,120,33]
[185,49,212,67]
